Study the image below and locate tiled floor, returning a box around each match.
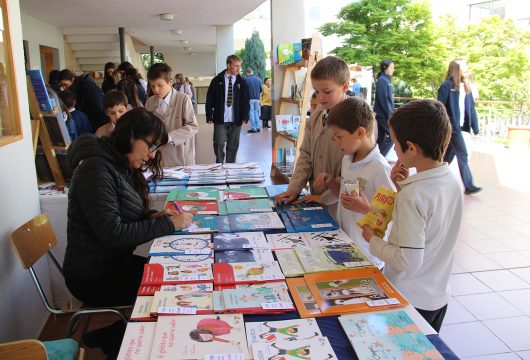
[439,138,530,359]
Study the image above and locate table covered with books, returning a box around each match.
[50,162,458,359]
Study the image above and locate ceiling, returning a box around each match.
[19,0,266,54]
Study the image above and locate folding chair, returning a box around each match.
[0,338,85,360]
[11,214,128,338]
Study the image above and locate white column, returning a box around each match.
[215,25,235,74]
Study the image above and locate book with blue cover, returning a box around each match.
[277,201,323,213]
[293,42,303,62]
[214,249,274,263]
[216,215,232,233]
[279,213,296,233]
[27,69,55,112]
[213,232,269,250]
[285,208,339,232]
[228,212,285,232]
[225,199,273,214]
[265,184,308,198]
[174,215,219,234]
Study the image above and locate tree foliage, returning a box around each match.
[243,30,267,80]
[320,0,445,97]
[141,53,164,73]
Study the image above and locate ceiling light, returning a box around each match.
[189,52,196,56]
[184,47,192,52]
[160,13,174,21]
[171,29,183,35]
[180,40,189,45]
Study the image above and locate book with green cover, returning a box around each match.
[225,198,273,214]
[225,187,269,200]
[277,43,295,65]
[174,189,222,201]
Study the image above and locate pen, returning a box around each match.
[172,201,182,213]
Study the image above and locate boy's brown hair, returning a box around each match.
[327,97,375,135]
[226,54,242,65]
[103,89,128,110]
[389,99,451,161]
[146,63,172,82]
[310,56,350,85]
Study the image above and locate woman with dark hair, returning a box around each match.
[437,59,481,195]
[64,108,192,308]
[373,59,395,156]
[124,67,148,105]
[117,78,143,108]
[101,62,117,93]
[48,69,62,94]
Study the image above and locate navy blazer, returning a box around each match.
[373,73,394,133]
[437,79,479,135]
[205,70,250,125]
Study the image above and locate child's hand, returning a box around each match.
[275,190,299,206]
[362,225,376,242]
[391,161,409,191]
[296,194,322,204]
[341,190,370,213]
[151,208,179,218]
[314,173,331,191]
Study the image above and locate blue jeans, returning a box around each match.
[249,99,261,130]
[444,130,474,189]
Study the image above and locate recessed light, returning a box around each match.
[189,52,196,56]
[180,40,189,45]
[160,13,174,21]
[184,47,192,52]
[171,29,183,35]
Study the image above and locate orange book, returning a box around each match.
[286,277,326,318]
[305,268,408,315]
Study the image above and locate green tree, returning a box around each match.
[243,30,266,80]
[235,48,246,74]
[320,0,445,97]
[141,52,165,73]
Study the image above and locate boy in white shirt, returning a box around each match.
[362,99,463,332]
[314,97,393,268]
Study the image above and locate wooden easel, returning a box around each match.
[27,76,66,186]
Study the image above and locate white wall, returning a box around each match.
[21,12,65,71]
[161,52,217,77]
[0,0,49,341]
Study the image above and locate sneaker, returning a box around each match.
[247,129,257,133]
[464,186,482,195]
[256,128,261,132]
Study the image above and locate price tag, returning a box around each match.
[311,223,333,228]
[261,302,294,310]
[366,298,401,307]
[256,274,283,281]
[204,353,244,360]
[249,208,270,212]
[185,249,211,255]
[158,306,197,315]
[302,207,323,210]
[180,276,201,281]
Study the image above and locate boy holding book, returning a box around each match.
[145,63,199,166]
[95,90,129,137]
[362,100,463,332]
[314,97,393,269]
[275,56,349,216]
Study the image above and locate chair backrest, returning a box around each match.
[0,339,48,360]
[11,214,57,269]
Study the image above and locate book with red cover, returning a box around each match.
[141,263,213,285]
[165,200,219,215]
[213,261,285,285]
[137,283,213,296]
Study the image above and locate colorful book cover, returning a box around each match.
[141,263,213,285]
[278,201,323,213]
[225,187,269,200]
[213,232,269,250]
[222,283,294,313]
[216,215,232,233]
[275,249,305,277]
[292,42,303,63]
[275,115,293,131]
[148,234,212,257]
[266,233,305,250]
[277,43,295,65]
[305,268,408,315]
[218,201,228,215]
[294,244,373,273]
[214,249,275,263]
[175,189,222,201]
[292,115,301,131]
[300,229,353,246]
[117,322,157,360]
[151,291,213,315]
[285,278,323,318]
[137,283,213,296]
[301,38,312,60]
[251,337,337,360]
[286,209,339,232]
[225,199,273,214]
[148,255,213,265]
[130,296,156,322]
[213,262,285,285]
[228,212,285,232]
[149,314,249,359]
[279,212,297,233]
[175,215,219,234]
[27,69,54,112]
[166,200,219,215]
[265,184,289,198]
[245,318,322,348]
[167,189,179,202]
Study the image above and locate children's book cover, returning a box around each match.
[285,278,323,318]
[275,249,305,277]
[228,212,285,232]
[275,114,293,131]
[117,322,157,360]
[245,318,322,349]
[266,233,305,250]
[265,184,289,198]
[300,229,353,246]
[218,201,228,216]
[222,283,294,313]
[277,43,295,65]
[225,187,269,200]
[286,209,339,232]
[216,215,232,233]
[213,290,226,313]
[251,337,337,360]
[148,255,213,265]
[213,262,285,285]
[175,189,222,201]
[225,199,273,214]
[148,234,212,256]
[151,291,214,315]
[292,42,303,63]
[278,201,323,213]
[305,268,408,315]
[214,249,274,263]
[175,215,219,234]
[301,38,312,60]
[137,283,213,296]
[279,212,297,233]
[294,244,373,273]
[130,296,156,322]
[213,232,269,250]
[141,263,213,285]
[292,115,302,131]
[166,200,219,215]
[149,314,250,359]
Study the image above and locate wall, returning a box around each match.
[0,0,50,341]
[160,52,217,77]
[20,12,65,71]
[125,32,146,78]
[63,39,80,72]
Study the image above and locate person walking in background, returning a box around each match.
[373,59,395,156]
[101,62,117,94]
[173,73,193,99]
[437,59,482,195]
[244,68,262,133]
[185,77,198,114]
[260,77,272,129]
[205,54,249,163]
[349,77,361,97]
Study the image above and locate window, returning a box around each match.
[0,0,23,147]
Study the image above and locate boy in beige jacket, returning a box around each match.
[145,63,198,166]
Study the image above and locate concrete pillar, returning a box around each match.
[215,25,235,74]
[119,27,125,63]
[150,46,154,67]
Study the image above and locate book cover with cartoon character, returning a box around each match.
[245,318,322,351]
[148,234,212,256]
[141,263,213,285]
[251,337,337,360]
[213,262,285,285]
[213,232,269,250]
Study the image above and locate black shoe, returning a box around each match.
[247,129,257,133]
[256,128,261,132]
[464,186,482,195]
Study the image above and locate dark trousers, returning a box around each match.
[213,123,242,163]
[416,304,448,333]
[65,255,147,307]
[444,130,474,189]
[376,121,394,156]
